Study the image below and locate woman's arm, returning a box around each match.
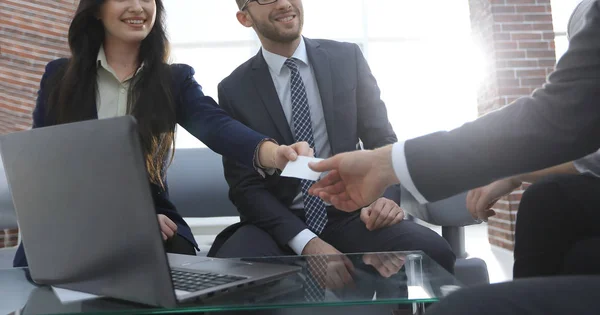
[467,161,581,222]
[172,64,309,171]
[515,162,578,184]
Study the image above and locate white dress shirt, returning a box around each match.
[392,142,429,204]
[261,37,333,254]
[96,45,142,118]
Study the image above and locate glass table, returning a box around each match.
[0,251,461,315]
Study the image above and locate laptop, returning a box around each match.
[0,116,300,308]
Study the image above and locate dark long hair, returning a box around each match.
[46,0,176,187]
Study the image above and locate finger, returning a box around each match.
[475,192,494,216]
[363,254,383,269]
[381,204,398,228]
[366,255,392,277]
[161,231,167,241]
[371,202,391,230]
[321,193,360,213]
[393,254,406,269]
[381,254,400,275]
[317,190,350,205]
[487,197,501,209]
[282,145,299,161]
[366,201,381,230]
[484,209,496,221]
[160,220,175,238]
[325,180,350,196]
[164,217,178,232]
[329,196,361,213]
[467,189,481,219]
[466,190,476,218]
[326,267,344,289]
[466,189,476,218]
[309,155,342,173]
[386,253,404,270]
[337,265,354,287]
[360,208,370,225]
[343,256,355,274]
[309,148,315,158]
[309,170,342,195]
[371,260,392,278]
[390,210,404,226]
[293,141,312,157]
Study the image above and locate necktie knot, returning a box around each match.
[284,58,299,72]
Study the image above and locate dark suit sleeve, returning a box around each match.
[218,83,309,247]
[404,0,600,202]
[174,64,267,169]
[31,59,68,128]
[354,44,398,149]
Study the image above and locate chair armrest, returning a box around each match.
[183,216,240,237]
[184,217,240,253]
[400,187,480,227]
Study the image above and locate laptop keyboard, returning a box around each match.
[171,269,247,292]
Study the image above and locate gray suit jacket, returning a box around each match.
[211,37,397,252]
[404,0,600,202]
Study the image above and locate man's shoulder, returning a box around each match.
[220,56,257,90]
[307,38,358,51]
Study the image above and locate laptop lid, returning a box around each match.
[0,117,177,307]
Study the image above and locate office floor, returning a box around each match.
[421,221,514,284]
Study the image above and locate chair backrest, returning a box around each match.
[0,154,18,230]
[167,148,238,218]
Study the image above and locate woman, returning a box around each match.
[467,149,600,278]
[13,0,309,267]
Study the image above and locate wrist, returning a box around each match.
[301,237,321,255]
[258,140,278,169]
[374,145,399,186]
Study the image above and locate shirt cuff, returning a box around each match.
[392,142,428,204]
[253,138,278,178]
[288,229,317,255]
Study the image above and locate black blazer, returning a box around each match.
[404,0,600,202]
[210,38,397,254]
[13,58,268,267]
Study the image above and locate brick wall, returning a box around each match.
[468,0,556,251]
[0,0,77,248]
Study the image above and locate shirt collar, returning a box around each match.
[97,45,144,81]
[261,37,309,76]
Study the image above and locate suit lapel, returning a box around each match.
[305,38,337,154]
[251,51,295,145]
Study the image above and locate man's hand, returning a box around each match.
[308,145,399,212]
[158,214,177,241]
[466,177,522,222]
[363,253,406,278]
[302,237,340,256]
[361,198,404,231]
[258,141,314,170]
[303,238,355,289]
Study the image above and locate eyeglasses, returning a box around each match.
[240,0,278,11]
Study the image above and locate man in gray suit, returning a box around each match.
[208,0,455,275]
[309,0,600,313]
[309,0,600,212]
